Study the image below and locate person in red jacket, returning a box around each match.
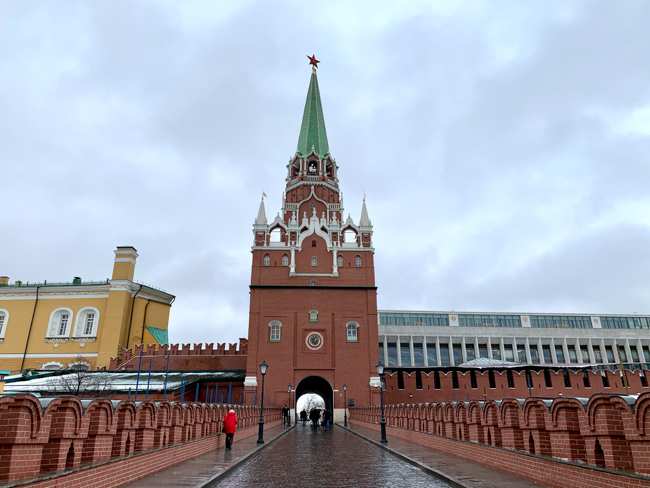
[223,409,238,450]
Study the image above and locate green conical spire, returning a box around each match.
[296,71,329,158]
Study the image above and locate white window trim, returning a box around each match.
[311,256,317,267]
[337,256,343,267]
[346,321,359,341]
[73,307,100,338]
[68,360,91,371]
[41,361,64,371]
[263,254,270,266]
[355,256,362,267]
[269,320,282,341]
[47,308,74,338]
[282,254,289,267]
[0,309,8,340]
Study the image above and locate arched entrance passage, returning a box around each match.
[295,376,333,417]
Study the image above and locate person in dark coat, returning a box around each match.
[223,409,238,450]
[282,405,290,425]
[309,408,320,430]
[322,409,331,430]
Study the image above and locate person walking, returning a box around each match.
[223,409,238,450]
[309,407,320,430]
[282,405,290,426]
[323,409,331,431]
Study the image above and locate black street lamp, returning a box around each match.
[287,383,292,426]
[257,360,268,444]
[343,383,348,427]
[376,361,387,444]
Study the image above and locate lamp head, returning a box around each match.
[259,360,268,375]
[288,383,292,391]
[376,361,385,375]
[343,383,347,391]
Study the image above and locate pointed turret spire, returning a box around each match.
[296,68,329,158]
[359,198,371,227]
[255,197,267,225]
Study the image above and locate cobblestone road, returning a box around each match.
[214,423,452,487]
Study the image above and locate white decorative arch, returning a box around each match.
[68,360,91,371]
[73,307,100,338]
[269,320,282,341]
[41,361,64,371]
[346,321,360,341]
[47,308,74,338]
[0,308,8,340]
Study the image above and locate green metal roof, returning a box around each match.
[296,71,330,158]
[145,326,168,345]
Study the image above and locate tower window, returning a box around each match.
[355,256,361,267]
[282,254,289,266]
[309,310,318,322]
[263,254,270,266]
[311,256,317,267]
[312,239,316,247]
[308,161,317,173]
[269,321,282,341]
[310,202,315,210]
[337,256,343,267]
[346,322,359,341]
[310,279,317,286]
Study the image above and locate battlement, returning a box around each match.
[110,339,248,371]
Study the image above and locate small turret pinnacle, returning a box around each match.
[359,198,371,227]
[255,197,267,225]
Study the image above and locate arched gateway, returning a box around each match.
[244,62,381,420]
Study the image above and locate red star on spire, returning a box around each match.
[307,54,320,69]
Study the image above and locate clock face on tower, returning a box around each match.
[306,332,323,350]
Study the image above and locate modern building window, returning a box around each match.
[479,345,488,359]
[530,315,592,328]
[282,254,289,266]
[466,346,475,362]
[605,346,615,363]
[263,254,270,266]
[458,314,522,327]
[413,343,424,366]
[346,322,358,341]
[439,345,450,366]
[379,313,449,327]
[400,343,411,366]
[387,342,398,366]
[601,316,649,329]
[337,256,343,267]
[426,343,437,366]
[555,345,565,363]
[568,347,578,363]
[542,345,552,364]
[452,345,462,366]
[269,321,282,341]
[619,346,628,363]
[503,344,514,362]
[48,308,73,338]
[580,347,590,363]
[0,309,8,339]
[517,344,526,364]
[529,345,540,364]
[73,307,100,337]
[492,346,502,360]
[311,256,317,267]
[631,347,640,362]
[594,348,603,363]
[355,256,361,267]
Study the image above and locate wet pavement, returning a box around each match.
[345,423,548,488]
[213,422,453,487]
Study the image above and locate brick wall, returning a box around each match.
[0,393,281,486]
[350,392,650,487]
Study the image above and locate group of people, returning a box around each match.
[306,407,331,430]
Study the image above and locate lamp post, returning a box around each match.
[376,361,388,444]
[287,383,292,426]
[343,383,348,427]
[257,360,268,444]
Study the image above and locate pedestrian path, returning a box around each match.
[213,422,454,487]
[122,424,290,488]
[344,422,549,488]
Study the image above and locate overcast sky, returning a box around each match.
[2,1,650,347]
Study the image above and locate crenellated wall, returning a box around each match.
[0,393,280,487]
[350,393,650,488]
[108,340,248,371]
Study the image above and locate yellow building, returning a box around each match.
[0,246,174,372]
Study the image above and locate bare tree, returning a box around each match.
[299,393,325,413]
[47,355,114,397]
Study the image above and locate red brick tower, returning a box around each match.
[245,61,380,420]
